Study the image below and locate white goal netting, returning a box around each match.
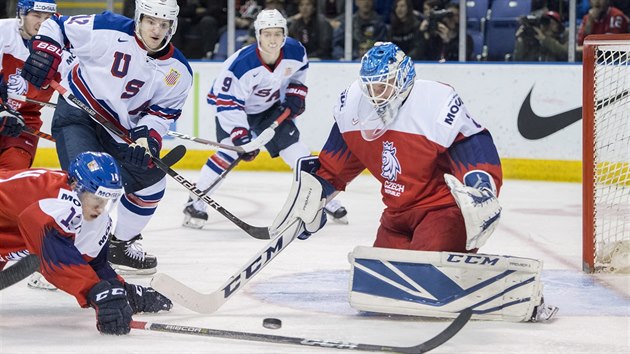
[589,45,630,272]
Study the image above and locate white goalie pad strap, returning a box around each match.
[348,246,543,322]
[271,171,326,237]
[444,173,502,250]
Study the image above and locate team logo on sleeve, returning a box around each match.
[164,68,181,86]
[381,142,405,197]
[5,71,28,110]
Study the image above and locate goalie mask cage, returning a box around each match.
[583,34,630,273]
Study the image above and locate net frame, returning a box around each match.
[583,34,630,273]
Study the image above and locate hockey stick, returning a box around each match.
[48,80,270,240]
[151,218,301,313]
[130,308,472,353]
[167,108,290,153]
[0,255,40,290]
[7,93,57,109]
[23,126,55,142]
[184,156,243,207]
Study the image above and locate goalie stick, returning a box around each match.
[130,308,472,353]
[151,218,301,313]
[49,81,270,240]
[0,255,40,290]
[167,108,290,153]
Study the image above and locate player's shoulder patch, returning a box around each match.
[38,189,83,234]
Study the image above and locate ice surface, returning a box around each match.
[1,171,628,353]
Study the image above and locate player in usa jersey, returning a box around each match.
[183,9,349,229]
[20,0,192,274]
[0,0,59,170]
[0,152,172,335]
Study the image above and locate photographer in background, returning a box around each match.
[513,11,568,62]
[419,2,472,62]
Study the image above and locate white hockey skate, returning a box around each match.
[182,197,208,229]
[324,199,349,224]
[530,298,559,322]
[27,272,57,291]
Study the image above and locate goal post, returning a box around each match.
[582,34,630,273]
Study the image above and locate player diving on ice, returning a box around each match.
[271,42,558,322]
[20,0,192,275]
[183,9,349,229]
[0,152,172,335]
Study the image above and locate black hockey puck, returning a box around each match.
[262,318,282,329]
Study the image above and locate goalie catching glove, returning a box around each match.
[444,170,501,250]
[271,156,334,240]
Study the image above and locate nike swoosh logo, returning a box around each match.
[117,38,128,42]
[518,87,630,139]
[253,73,259,77]
[518,88,582,139]
[288,130,296,136]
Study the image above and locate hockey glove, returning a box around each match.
[0,103,25,137]
[88,279,133,335]
[123,282,173,314]
[444,170,501,250]
[231,127,259,161]
[121,126,161,169]
[21,35,63,89]
[271,156,333,240]
[282,83,308,118]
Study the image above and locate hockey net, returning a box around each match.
[583,34,630,273]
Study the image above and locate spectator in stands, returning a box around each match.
[513,11,568,62]
[419,2,472,62]
[389,0,422,60]
[418,0,443,45]
[577,0,629,49]
[172,0,221,59]
[331,0,388,59]
[289,0,333,59]
[319,0,344,22]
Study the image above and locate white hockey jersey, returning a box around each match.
[37,12,193,141]
[207,37,308,133]
[317,79,503,212]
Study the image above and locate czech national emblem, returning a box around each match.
[381,141,401,181]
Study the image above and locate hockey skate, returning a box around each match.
[530,298,559,322]
[182,197,208,229]
[108,234,157,275]
[324,199,349,224]
[27,272,57,291]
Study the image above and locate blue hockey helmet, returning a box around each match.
[68,152,123,200]
[17,0,57,17]
[357,42,416,140]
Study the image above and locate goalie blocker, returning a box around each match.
[348,246,557,322]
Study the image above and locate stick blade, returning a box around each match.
[151,273,221,314]
[0,255,40,290]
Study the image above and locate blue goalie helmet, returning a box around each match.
[68,152,123,200]
[17,0,57,17]
[357,42,416,140]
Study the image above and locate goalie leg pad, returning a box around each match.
[348,246,545,322]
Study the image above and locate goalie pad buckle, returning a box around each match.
[348,246,545,322]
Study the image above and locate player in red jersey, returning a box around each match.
[0,0,66,170]
[273,41,502,252]
[0,152,172,334]
[271,42,557,322]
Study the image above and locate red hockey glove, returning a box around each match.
[283,83,308,118]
